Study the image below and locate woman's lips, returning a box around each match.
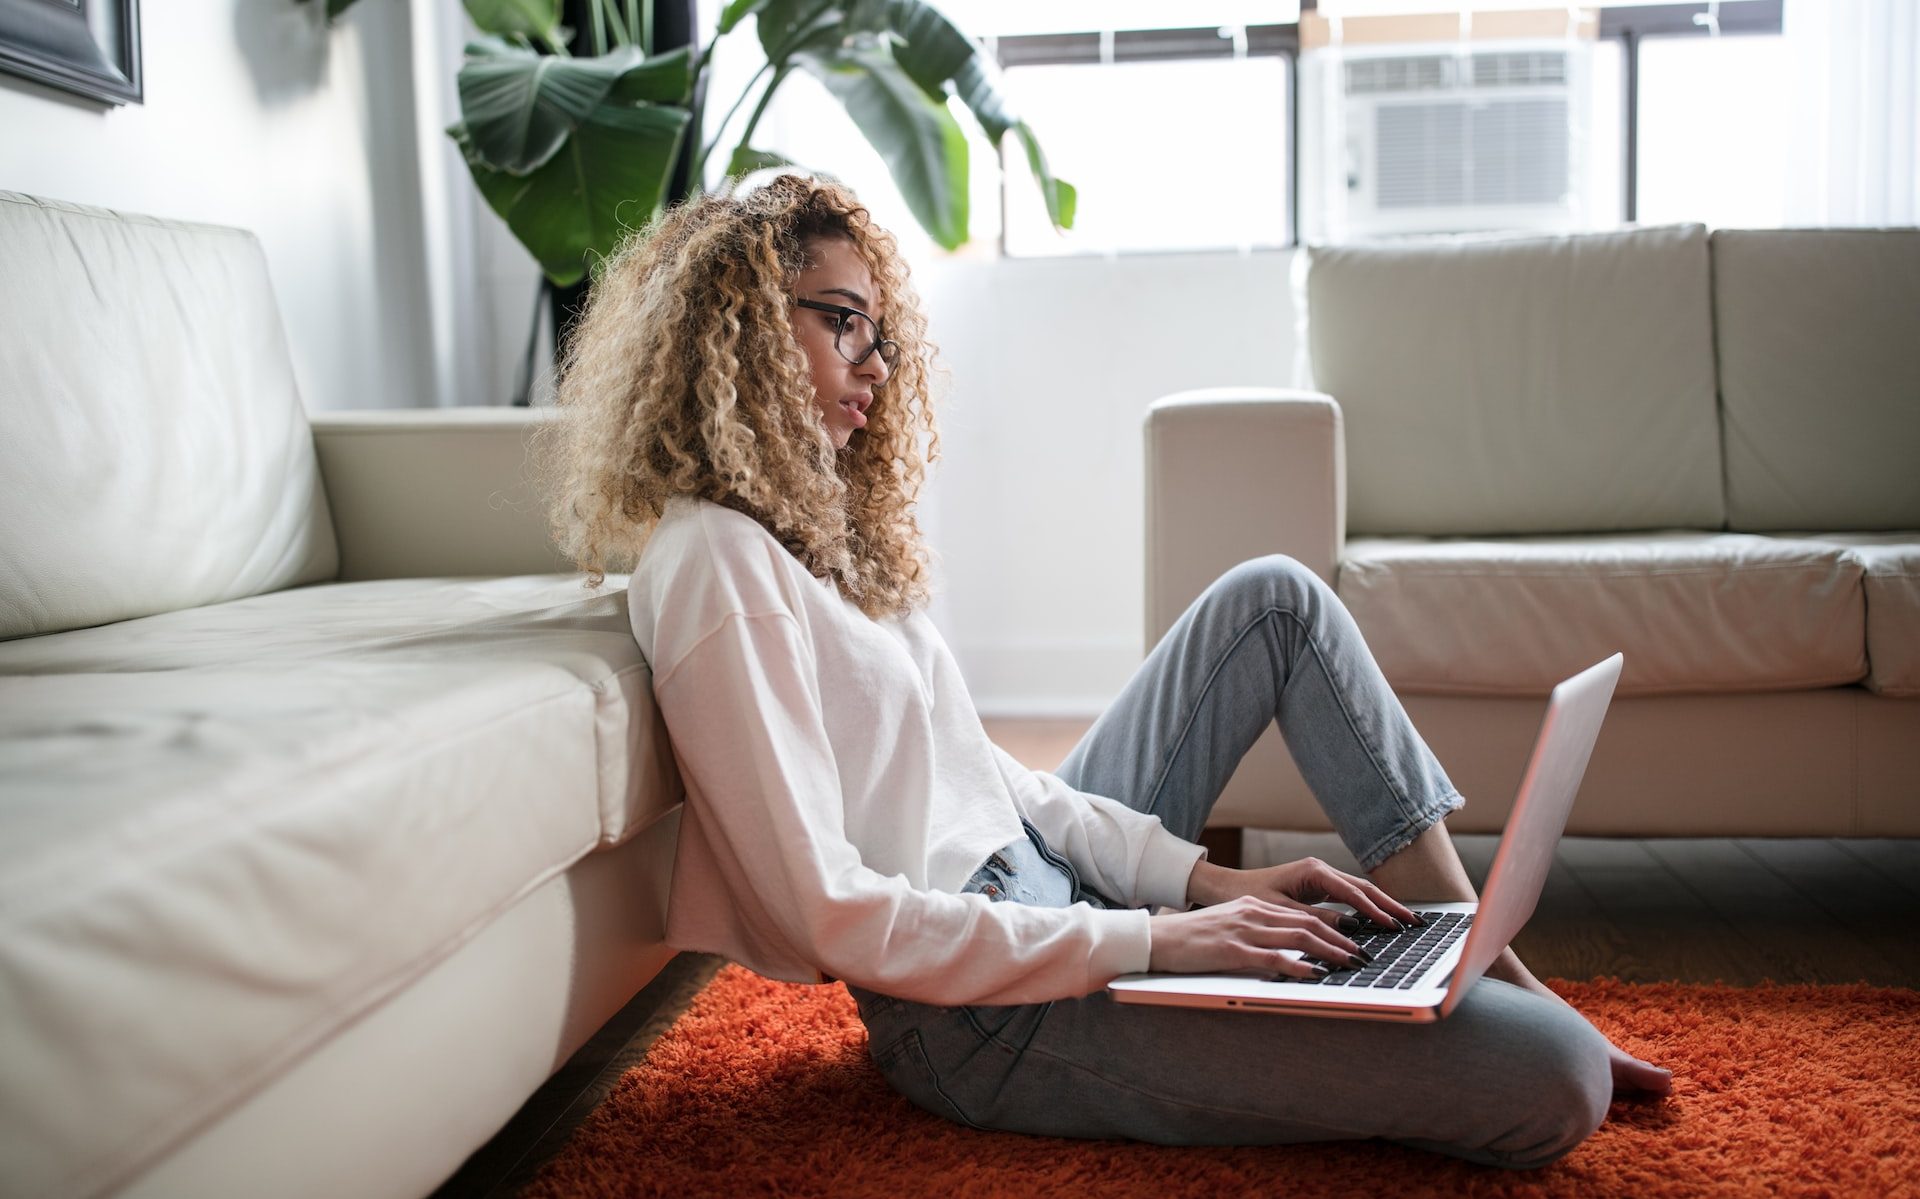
[839,398,867,428]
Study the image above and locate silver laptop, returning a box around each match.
[1109,652,1622,1023]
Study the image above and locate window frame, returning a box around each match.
[1598,1,1785,222]
[986,1,1785,254]
[988,24,1302,254]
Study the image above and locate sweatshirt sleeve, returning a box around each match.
[654,608,1160,1006]
[989,743,1206,913]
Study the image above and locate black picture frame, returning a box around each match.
[0,0,142,106]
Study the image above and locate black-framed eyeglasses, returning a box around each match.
[795,298,901,368]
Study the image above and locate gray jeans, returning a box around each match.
[847,556,1612,1169]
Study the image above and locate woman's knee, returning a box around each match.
[1207,554,1327,616]
[1488,1004,1613,1169]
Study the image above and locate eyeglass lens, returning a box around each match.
[835,309,898,367]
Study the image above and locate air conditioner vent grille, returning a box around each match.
[1345,50,1568,95]
[1472,51,1567,88]
[1345,55,1451,94]
[1375,98,1569,208]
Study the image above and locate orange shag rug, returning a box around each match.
[522,965,1920,1198]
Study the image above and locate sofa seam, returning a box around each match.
[1707,227,1734,531]
[1851,688,1862,835]
[0,192,254,240]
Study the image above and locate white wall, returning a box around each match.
[0,1,440,413]
[916,248,1303,716]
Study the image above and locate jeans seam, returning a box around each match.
[900,1029,989,1130]
[961,1001,1054,1052]
[1141,604,1428,841]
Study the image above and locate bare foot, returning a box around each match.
[1488,950,1672,1098]
[1606,1042,1674,1096]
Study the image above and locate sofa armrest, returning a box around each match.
[309,408,574,581]
[1143,388,1346,651]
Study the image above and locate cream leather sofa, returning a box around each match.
[1146,224,1919,842]
[0,194,683,1199]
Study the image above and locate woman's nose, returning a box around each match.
[856,349,890,385]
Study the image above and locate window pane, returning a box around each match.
[1002,56,1292,255]
[1636,34,1790,228]
[1587,36,1625,228]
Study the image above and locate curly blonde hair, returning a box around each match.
[538,174,940,619]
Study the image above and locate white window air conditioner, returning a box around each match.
[1305,41,1596,240]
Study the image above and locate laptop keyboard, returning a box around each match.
[1299,911,1473,990]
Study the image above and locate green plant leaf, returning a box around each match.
[890,4,1076,231]
[726,145,801,176]
[1014,122,1077,230]
[717,0,772,35]
[789,0,1078,233]
[877,0,971,102]
[795,44,968,249]
[942,50,1012,141]
[609,45,692,103]
[451,102,691,286]
[757,0,847,64]
[463,0,563,41]
[459,42,685,174]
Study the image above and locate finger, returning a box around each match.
[1255,946,1328,980]
[1354,876,1425,927]
[1269,922,1369,969]
[1260,902,1363,957]
[1327,872,1422,929]
[1274,895,1357,935]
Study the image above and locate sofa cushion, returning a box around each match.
[0,574,677,846]
[0,576,679,1199]
[1302,223,1725,537]
[1788,533,1920,698]
[0,192,337,641]
[1337,532,1866,697]
[1713,229,1920,531]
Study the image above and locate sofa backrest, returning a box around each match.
[1302,223,1725,537]
[0,193,337,640]
[1712,228,1920,531]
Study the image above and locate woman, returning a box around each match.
[544,174,1669,1169]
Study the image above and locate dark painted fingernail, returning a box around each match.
[1310,964,1331,977]
[1337,915,1363,932]
[1348,952,1370,968]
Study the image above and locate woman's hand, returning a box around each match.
[1185,856,1423,933]
[1147,896,1372,978]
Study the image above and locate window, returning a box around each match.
[1000,48,1294,256]
[695,0,1793,257]
[954,3,1301,256]
[1634,32,1791,227]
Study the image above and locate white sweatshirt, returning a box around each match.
[626,496,1206,1007]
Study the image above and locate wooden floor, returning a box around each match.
[432,716,1919,1198]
